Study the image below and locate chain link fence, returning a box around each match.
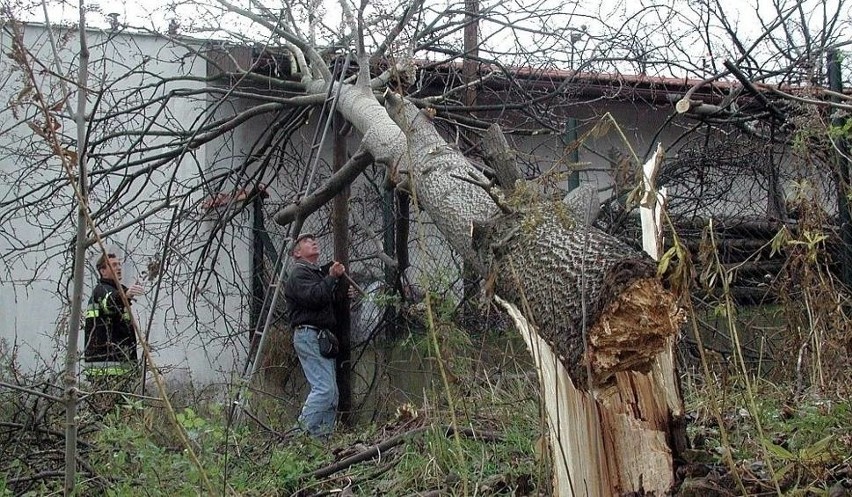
[608,125,851,389]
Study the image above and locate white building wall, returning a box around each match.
[0,24,250,384]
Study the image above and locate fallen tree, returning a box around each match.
[274,67,686,492]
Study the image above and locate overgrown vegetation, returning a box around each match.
[0,319,548,496]
[681,379,852,496]
[4,294,851,496]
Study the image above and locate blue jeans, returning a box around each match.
[293,327,338,437]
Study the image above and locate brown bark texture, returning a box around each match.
[473,191,682,387]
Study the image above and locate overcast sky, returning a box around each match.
[20,0,851,81]
[37,0,844,33]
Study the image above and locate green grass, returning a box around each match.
[7,313,847,496]
[0,325,546,497]
[684,377,852,494]
[72,401,340,496]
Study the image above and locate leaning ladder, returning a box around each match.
[230,54,352,425]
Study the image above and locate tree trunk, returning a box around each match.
[491,146,683,496]
[275,85,684,495]
[65,9,91,494]
[498,296,682,496]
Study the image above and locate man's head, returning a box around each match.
[96,253,122,282]
[292,233,320,263]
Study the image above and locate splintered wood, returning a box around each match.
[498,296,682,497]
[588,277,685,386]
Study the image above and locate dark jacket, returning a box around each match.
[83,278,137,362]
[284,261,339,330]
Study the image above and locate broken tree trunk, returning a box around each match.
[486,144,684,495]
[380,92,684,495]
[498,293,682,496]
[274,85,685,495]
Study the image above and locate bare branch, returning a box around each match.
[273,147,374,225]
[0,381,62,402]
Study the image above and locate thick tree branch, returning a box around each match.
[480,123,523,190]
[273,147,373,226]
[307,425,502,480]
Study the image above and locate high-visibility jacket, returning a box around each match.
[83,278,137,363]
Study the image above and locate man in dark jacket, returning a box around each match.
[284,233,345,437]
[84,253,144,394]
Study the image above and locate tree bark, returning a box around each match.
[488,148,683,496]
[481,123,523,190]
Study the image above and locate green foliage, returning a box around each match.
[176,406,225,447]
[685,380,852,492]
[368,290,402,308]
[827,119,852,140]
[764,436,834,482]
[266,441,327,492]
[415,266,459,320]
[73,406,335,496]
[787,230,828,263]
[0,328,543,497]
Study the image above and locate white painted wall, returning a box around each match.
[0,24,250,384]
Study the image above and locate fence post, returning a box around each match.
[563,117,581,191]
[827,50,852,288]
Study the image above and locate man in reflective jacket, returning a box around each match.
[83,253,144,396]
[284,233,345,438]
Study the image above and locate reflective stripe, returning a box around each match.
[85,365,133,377]
[85,308,100,318]
[97,291,131,321]
[100,293,112,314]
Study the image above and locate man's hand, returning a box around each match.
[126,282,145,298]
[329,261,345,278]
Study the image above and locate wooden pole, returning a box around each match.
[828,50,852,288]
[332,113,353,426]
